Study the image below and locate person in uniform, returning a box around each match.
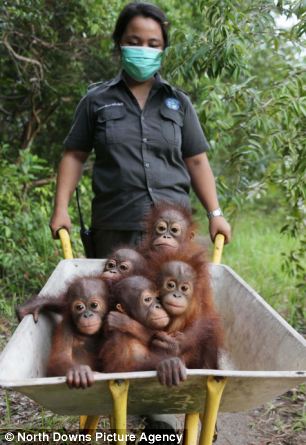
[50,1,231,256]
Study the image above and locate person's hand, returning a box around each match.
[49,208,72,239]
[209,216,231,244]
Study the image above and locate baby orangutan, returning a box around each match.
[98,275,186,385]
[48,277,108,389]
[139,202,196,255]
[17,276,109,389]
[102,247,147,283]
[153,252,224,380]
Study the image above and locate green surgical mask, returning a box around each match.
[121,46,163,82]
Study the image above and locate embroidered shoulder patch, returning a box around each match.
[164,97,181,110]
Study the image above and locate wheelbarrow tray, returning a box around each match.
[0,259,305,415]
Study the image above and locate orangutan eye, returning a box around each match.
[166,280,176,290]
[156,221,167,234]
[75,303,85,312]
[181,284,190,293]
[90,302,98,309]
[106,260,116,270]
[119,263,130,272]
[170,223,181,236]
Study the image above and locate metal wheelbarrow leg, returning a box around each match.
[183,234,227,445]
[108,380,129,439]
[80,380,130,438]
[183,375,227,445]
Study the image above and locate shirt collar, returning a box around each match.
[107,71,174,93]
[154,72,173,90]
[106,71,124,87]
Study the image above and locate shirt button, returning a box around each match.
[142,137,147,142]
[148,187,153,192]
[144,162,150,168]
[141,116,145,121]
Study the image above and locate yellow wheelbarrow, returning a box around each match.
[0,230,305,445]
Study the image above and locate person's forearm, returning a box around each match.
[54,150,89,211]
[184,152,231,243]
[184,152,219,212]
[50,150,89,237]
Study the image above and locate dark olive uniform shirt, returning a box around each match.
[64,72,209,230]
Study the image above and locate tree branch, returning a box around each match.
[29,177,56,188]
[3,33,44,80]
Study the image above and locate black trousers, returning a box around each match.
[92,229,145,258]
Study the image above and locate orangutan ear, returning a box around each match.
[116,303,125,313]
[190,231,195,240]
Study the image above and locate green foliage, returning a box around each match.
[0,146,88,315]
[0,0,125,162]
[0,147,56,313]
[162,0,305,208]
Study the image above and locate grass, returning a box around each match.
[224,211,299,313]
[198,203,304,331]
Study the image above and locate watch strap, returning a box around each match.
[207,208,223,219]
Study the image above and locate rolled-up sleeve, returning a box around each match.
[64,95,94,152]
[180,94,210,158]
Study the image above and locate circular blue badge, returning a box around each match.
[165,97,180,110]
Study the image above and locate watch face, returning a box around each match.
[208,208,223,218]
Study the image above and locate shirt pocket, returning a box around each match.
[159,104,184,149]
[96,105,127,144]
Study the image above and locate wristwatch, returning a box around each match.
[207,208,223,219]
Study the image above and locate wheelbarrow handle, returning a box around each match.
[57,228,225,264]
[212,233,225,265]
[57,228,73,260]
